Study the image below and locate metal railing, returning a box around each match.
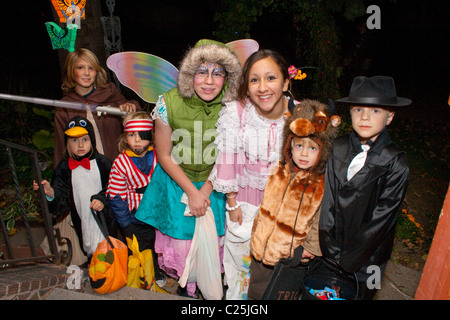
[0,139,71,267]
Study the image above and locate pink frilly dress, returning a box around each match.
[208,99,287,299]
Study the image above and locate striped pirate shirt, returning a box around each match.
[106,147,157,212]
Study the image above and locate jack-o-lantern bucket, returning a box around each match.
[89,236,128,294]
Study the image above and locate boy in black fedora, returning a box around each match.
[319,76,411,299]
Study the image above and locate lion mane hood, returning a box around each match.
[282,99,341,174]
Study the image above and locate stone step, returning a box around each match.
[45,285,193,300]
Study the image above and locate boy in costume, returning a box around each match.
[319,76,411,299]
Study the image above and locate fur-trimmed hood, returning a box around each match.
[282,99,341,174]
[177,42,242,103]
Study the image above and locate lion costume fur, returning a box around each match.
[250,99,341,265]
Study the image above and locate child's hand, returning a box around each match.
[187,189,210,217]
[199,179,213,199]
[302,248,315,260]
[229,207,242,225]
[90,199,104,212]
[33,180,54,198]
[119,102,137,113]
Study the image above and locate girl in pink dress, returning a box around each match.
[209,50,292,299]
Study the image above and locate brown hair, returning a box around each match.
[61,48,108,94]
[238,49,290,101]
[65,136,94,159]
[118,111,154,153]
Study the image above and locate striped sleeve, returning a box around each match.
[106,156,128,200]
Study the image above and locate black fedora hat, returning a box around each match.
[336,76,411,107]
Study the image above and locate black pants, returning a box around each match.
[247,257,274,300]
[356,281,379,300]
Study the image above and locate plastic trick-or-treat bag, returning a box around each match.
[126,235,167,293]
[178,194,223,300]
[89,235,128,294]
[88,210,128,294]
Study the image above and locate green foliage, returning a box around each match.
[0,101,55,151]
[395,209,426,253]
[32,129,55,150]
[213,0,371,101]
[0,189,41,235]
[390,119,450,181]
[32,106,54,120]
[213,0,273,42]
[31,106,55,152]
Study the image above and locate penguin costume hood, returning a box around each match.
[64,116,98,160]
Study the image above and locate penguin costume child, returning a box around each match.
[47,116,114,257]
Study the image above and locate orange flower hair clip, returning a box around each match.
[288,65,307,80]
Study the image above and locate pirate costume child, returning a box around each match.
[107,115,157,235]
[106,114,165,285]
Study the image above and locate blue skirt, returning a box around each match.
[135,164,226,240]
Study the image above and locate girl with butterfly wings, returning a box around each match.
[108,40,258,298]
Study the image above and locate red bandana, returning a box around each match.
[68,157,91,170]
[124,119,153,132]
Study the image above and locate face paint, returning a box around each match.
[194,64,226,79]
[126,131,151,156]
[193,63,226,102]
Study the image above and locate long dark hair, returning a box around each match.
[237,49,290,101]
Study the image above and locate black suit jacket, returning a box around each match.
[319,129,409,279]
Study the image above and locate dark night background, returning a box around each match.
[0,0,449,287]
[0,0,448,121]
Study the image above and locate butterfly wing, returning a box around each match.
[106,41,258,103]
[226,39,259,66]
[107,52,179,103]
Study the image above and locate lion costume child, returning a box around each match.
[248,99,341,299]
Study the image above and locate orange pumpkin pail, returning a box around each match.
[89,236,128,294]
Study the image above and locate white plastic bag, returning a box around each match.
[178,193,223,300]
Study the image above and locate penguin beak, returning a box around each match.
[65,127,89,138]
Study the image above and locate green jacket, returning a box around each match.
[164,87,225,182]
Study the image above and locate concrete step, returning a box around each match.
[1,260,422,300]
[45,285,193,300]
